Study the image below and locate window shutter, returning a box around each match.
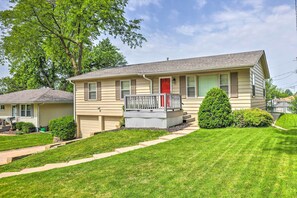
[230,72,238,98]
[152,78,157,94]
[84,83,88,101]
[131,79,136,95]
[115,81,120,100]
[97,82,101,101]
[31,104,34,117]
[179,76,186,99]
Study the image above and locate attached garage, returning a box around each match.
[104,116,121,131]
[78,116,101,138]
[78,115,121,138]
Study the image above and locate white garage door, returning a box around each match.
[79,116,101,138]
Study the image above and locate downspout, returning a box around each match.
[142,74,153,94]
[68,80,76,121]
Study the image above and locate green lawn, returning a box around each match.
[276,114,297,129]
[0,133,52,152]
[0,129,168,173]
[0,127,296,197]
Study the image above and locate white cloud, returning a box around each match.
[242,0,264,10]
[127,0,161,11]
[118,3,297,89]
[176,25,199,36]
[195,0,207,9]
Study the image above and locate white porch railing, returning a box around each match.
[124,94,182,112]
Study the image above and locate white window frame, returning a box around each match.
[88,82,97,100]
[219,73,230,97]
[120,80,131,100]
[186,75,197,98]
[20,104,33,117]
[0,105,5,111]
[252,71,256,97]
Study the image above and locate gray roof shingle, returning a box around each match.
[68,50,268,81]
[0,88,73,104]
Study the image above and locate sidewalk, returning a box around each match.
[0,125,199,179]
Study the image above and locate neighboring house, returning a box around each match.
[271,96,295,113]
[69,50,270,138]
[0,88,73,130]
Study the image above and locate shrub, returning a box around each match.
[198,88,232,129]
[275,113,297,129]
[21,122,36,133]
[16,122,25,130]
[49,116,76,140]
[232,108,273,127]
[16,122,35,133]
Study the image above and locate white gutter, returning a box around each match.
[142,74,153,94]
[67,80,76,121]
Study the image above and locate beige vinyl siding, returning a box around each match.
[75,77,150,137]
[148,69,252,119]
[0,104,12,118]
[39,103,73,127]
[74,68,256,131]
[251,62,266,109]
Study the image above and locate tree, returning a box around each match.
[285,89,293,96]
[83,38,127,73]
[0,0,145,76]
[0,77,26,94]
[290,96,297,114]
[198,88,232,129]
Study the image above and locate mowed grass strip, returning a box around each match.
[0,133,52,152]
[0,129,168,173]
[276,114,297,129]
[0,128,296,197]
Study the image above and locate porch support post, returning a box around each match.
[164,94,167,112]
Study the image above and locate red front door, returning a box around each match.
[160,78,171,107]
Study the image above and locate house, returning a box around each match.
[0,88,73,130]
[68,50,270,138]
[271,96,295,113]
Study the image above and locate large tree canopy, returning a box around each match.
[0,0,145,76]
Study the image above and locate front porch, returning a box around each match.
[124,94,184,129]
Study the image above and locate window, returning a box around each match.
[220,74,229,95]
[26,105,32,117]
[121,80,131,99]
[198,75,218,97]
[0,105,4,111]
[186,76,196,97]
[88,83,97,100]
[21,105,26,116]
[20,104,33,117]
[252,72,256,97]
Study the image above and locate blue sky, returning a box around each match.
[1,0,297,90]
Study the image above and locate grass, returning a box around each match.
[0,127,297,197]
[275,114,297,129]
[0,133,52,152]
[0,129,168,173]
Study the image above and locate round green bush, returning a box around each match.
[49,116,76,140]
[22,122,35,133]
[16,122,25,130]
[198,88,232,129]
[232,108,273,127]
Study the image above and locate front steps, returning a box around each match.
[183,112,196,124]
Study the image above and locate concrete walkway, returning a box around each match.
[0,139,81,165]
[0,125,199,179]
